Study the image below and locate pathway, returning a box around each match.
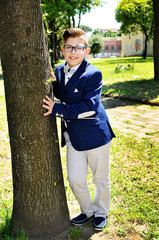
[102,97,159,142]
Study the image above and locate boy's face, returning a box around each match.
[62,37,90,68]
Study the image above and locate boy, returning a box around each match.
[42,28,115,230]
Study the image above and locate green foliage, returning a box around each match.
[92,29,103,35]
[44,77,56,86]
[68,227,82,240]
[0,198,28,240]
[0,199,12,239]
[41,0,102,64]
[80,25,92,32]
[89,34,103,56]
[115,0,154,37]
[104,30,121,37]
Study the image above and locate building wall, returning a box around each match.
[100,37,122,57]
[103,39,122,51]
[121,32,153,57]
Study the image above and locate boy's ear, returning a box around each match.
[86,47,90,55]
[62,46,65,56]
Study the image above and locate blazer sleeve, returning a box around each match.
[52,81,60,99]
[51,70,102,119]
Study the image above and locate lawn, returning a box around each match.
[56,57,159,104]
[0,58,159,239]
[92,57,158,103]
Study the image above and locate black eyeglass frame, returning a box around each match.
[63,45,87,52]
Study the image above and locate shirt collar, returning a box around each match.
[66,62,81,72]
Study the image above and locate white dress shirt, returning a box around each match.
[65,63,81,85]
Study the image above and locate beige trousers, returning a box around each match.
[64,131,111,218]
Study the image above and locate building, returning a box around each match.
[88,30,153,58]
[121,32,153,57]
[102,37,122,57]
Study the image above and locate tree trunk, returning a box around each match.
[153,0,159,80]
[68,17,71,28]
[54,32,58,64]
[0,0,70,239]
[78,11,82,28]
[57,39,62,60]
[72,16,75,28]
[49,20,55,68]
[143,34,148,59]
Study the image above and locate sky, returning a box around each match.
[77,0,121,30]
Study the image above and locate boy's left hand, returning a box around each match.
[42,95,56,116]
[50,65,56,80]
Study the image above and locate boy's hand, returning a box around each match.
[42,95,56,116]
[50,65,56,80]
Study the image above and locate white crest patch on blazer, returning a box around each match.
[74,88,79,93]
[78,111,96,119]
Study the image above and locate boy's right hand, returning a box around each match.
[42,95,56,117]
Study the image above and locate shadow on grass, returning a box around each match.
[101,97,136,110]
[102,78,159,108]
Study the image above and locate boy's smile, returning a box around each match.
[62,37,90,68]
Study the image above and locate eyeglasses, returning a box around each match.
[64,45,87,53]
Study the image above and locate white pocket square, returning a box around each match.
[74,88,79,93]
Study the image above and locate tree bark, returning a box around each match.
[72,16,75,28]
[49,20,55,68]
[78,11,82,28]
[143,35,148,59]
[153,0,159,80]
[0,0,70,239]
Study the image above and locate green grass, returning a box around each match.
[91,57,158,103]
[109,131,159,239]
[145,130,159,136]
[1,58,159,239]
[60,129,159,239]
[68,227,82,240]
[56,57,159,103]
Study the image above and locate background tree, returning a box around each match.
[0,0,70,238]
[92,28,103,36]
[104,30,116,37]
[115,0,154,58]
[153,0,159,80]
[104,30,122,37]
[80,25,93,32]
[89,34,103,57]
[42,0,102,66]
[42,0,70,66]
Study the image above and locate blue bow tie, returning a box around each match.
[64,65,76,75]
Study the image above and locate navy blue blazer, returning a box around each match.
[52,58,115,151]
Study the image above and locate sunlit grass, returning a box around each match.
[58,116,159,239]
[56,57,159,103]
[90,57,158,103]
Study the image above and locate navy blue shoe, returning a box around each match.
[71,213,93,226]
[94,216,108,230]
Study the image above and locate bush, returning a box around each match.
[115,64,134,73]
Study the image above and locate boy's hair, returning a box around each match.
[63,28,88,47]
